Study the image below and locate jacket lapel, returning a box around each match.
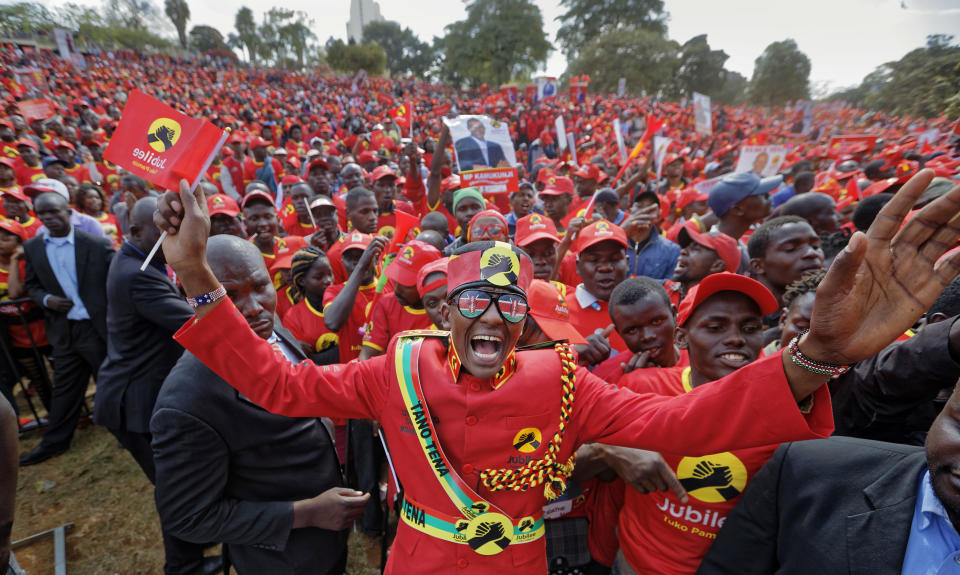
[75,233,89,289]
[846,451,927,575]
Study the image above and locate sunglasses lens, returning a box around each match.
[496,293,528,323]
[457,290,491,319]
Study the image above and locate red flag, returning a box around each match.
[104,90,225,191]
[628,114,664,160]
[846,174,859,200]
[376,92,395,107]
[385,210,420,255]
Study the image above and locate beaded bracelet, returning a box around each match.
[787,330,850,377]
[186,285,226,308]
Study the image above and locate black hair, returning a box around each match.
[345,186,375,210]
[121,174,147,191]
[793,171,815,194]
[747,215,808,259]
[928,276,960,319]
[819,230,851,262]
[851,193,895,232]
[609,276,671,319]
[782,269,826,310]
[780,192,835,221]
[290,246,328,301]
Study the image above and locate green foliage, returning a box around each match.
[714,70,748,106]
[837,35,960,119]
[748,39,811,107]
[243,8,316,69]
[565,28,679,97]
[231,7,259,64]
[555,0,667,60]
[362,20,436,78]
[189,24,226,52]
[676,34,729,98]
[439,0,551,88]
[104,0,163,33]
[164,0,189,49]
[0,2,55,34]
[325,38,386,75]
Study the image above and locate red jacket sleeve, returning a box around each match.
[570,353,834,454]
[174,299,387,420]
[362,296,390,353]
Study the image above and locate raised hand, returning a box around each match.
[804,170,960,365]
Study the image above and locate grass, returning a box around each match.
[11,396,383,574]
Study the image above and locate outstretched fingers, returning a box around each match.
[915,183,960,264]
[867,169,935,244]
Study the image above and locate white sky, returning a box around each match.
[43,0,960,95]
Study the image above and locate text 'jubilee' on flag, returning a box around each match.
[104,90,224,191]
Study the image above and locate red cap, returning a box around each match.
[227,133,245,145]
[241,190,276,210]
[677,223,741,273]
[539,176,575,196]
[536,168,556,185]
[56,141,75,151]
[340,230,373,253]
[387,240,442,286]
[208,194,240,217]
[371,165,397,182]
[280,175,302,186]
[441,175,461,191]
[514,213,559,247]
[249,137,271,149]
[15,138,37,151]
[307,157,329,172]
[676,272,777,327]
[309,196,336,211]
[676,187,708,211]
[574,221,628,254]
[447,241,533,295]
[1,186,29,202]
[417,257,449,298]
[272,147,287,156]
[357,150,376,164]
[0,158,14,170]
[270,252,295,275]
[0,217,26,241]
[274,235,307,257]
[526,279,587,345]
[572,163,600,181]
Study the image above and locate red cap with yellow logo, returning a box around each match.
[526,279,587,344]
[386,240,441,286]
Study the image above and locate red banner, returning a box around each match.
[826,135,877,158]
[460,167,519,213]
[104,90,225,191]
[17,99,57,122]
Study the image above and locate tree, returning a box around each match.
[363,20,436,78]
[440,0,551,88]
[278,12,316,69]
[565,28,679,97]
[555,0,667,60]
[164,0,189,49]
[862,35,960,119]
[325,38,386,75]
[676,34,729,97]
[748,39,811,107]
[104,0,163,32]
[714,70,748,106]
[0,2,55,35]
[189,24,226,52]
[231,6,259,64]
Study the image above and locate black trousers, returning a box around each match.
[40,320,105,449]
[348,419,385,537]
[110,426,208,575]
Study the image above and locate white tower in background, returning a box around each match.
[346,0,384,43]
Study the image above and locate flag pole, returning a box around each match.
[140,127,231,272]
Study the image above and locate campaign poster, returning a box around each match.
[617,77,626,98]
[555,116,567,151]
[17,99,57,122]
[443,115,517,173]
[692,92,712,135]
[460,167,519,214]
[537,77,557,101]
[734,145,787,178]
[613,119,627,165]
[652,136,672,180]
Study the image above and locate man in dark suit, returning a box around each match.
[94,198,210,575]
[151,235,368,575]
[697,383,960,575]
[454,117,507,171]
[20,191,113,465]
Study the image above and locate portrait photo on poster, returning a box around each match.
[444,115,517,173]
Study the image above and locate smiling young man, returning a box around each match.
[567,221,630,355]
[612,272,780,575]
[154,170,960,574]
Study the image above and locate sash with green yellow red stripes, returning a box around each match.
[394,332,545,555]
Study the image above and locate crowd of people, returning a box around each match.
[1,43,960,575]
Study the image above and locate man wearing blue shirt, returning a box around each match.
[20,192,114,466]
[697,382,960,575]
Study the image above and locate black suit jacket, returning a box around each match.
[95,243,195,433]
[151,322,347,575]
[697,437,926,575]
[455,136,507,171]
[23,228,114,349]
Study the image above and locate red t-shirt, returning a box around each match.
[322,282,377,363]
[362,292,432,354]
[592,349,689,385]
[96,213,122,249]
[0,260,48,348]
[280,205,316,237]
[19,216,42,240]
[566,290,627,354]
[275,284,296,322]
[284,297,339,353]
[616,365,780,574]
[375,201,415,240]
[14,163,44,187]
[64,163,91,184]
